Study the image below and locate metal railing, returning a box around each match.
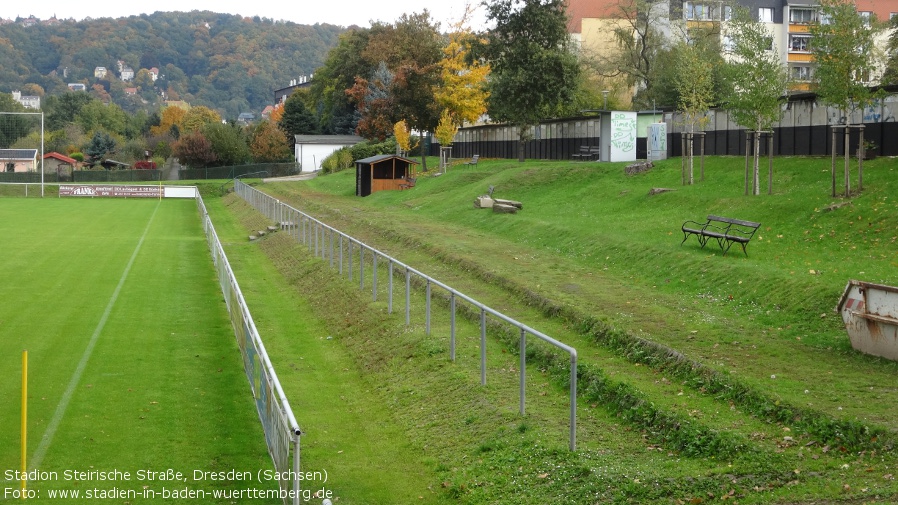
[196,192,303,504]
[235,180,578,451]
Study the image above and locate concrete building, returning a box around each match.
[568,0,898,97]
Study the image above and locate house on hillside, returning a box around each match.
[121,67,134,81]
[94,66,108,79]
[237,112,255,125]
[11,90,40,109]
[294,134,362,173]
[0,149,39,172]
[67,83,86,91]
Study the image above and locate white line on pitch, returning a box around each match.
[30,202,161,470]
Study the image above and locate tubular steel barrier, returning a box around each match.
[234,180,579,451]
[195,193,304,504]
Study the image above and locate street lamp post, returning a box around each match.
[602,90,610,110]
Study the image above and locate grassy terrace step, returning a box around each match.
[262,171,893,454]
[217,196,809,504]
[216,155,898,503]
[218,192,897,504]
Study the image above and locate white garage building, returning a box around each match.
[294,135,363,172]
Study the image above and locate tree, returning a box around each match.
[0,93,32,149]
[76,100,129,137]
[674,41,715,185]
[310,29,373,135]
[433,110,458,170]
[251,120,293,163]
[583,0,671,110]
[811,0,884,120]
[347,62,396,141]
[480,0,580,162]
[882,15,898,84]
[150,105,187,138]
[173,131,217,167]
[181,106,221,134]
[810,0,885,196]
[45,92,94,131]
[84,131,117,162]
[720,7,792,195]
[279,90,318,141]
[374,12,444,171]
[201,122,250,167]
[393,120,417,155]
[435,18,490,126]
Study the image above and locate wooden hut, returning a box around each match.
[355,154,419,197]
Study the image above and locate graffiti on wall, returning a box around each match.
[611,113,636,153]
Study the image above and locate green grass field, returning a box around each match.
[0,198,278,503]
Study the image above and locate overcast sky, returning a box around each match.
[4,0,490,31]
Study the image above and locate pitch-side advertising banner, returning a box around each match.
[59,185,163,198]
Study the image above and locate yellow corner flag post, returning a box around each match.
[21,349,28,496]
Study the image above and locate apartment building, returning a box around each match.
[569,0,897,94]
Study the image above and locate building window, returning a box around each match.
[684,2,709,20]
[859,11,872,25]
[758,7,774,22]
[790,8,815,23]
[792,65,812,81]
[789,34,811,52]
[683,1,728,21]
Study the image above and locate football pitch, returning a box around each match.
[0,198,279,503]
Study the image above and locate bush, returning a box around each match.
[349,138,398,161]
[70,152,84,162]
[320,147,354,175]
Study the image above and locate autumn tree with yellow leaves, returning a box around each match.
[393,119,418,156]
[435,18,490,127]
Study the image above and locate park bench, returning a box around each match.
[681,214,761,256]
[572,145,601,161]
[463,155,480,167]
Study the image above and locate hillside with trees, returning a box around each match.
[0,11,345,118]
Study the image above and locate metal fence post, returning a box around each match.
[480,309,487,386]
[425,280,431,335]
[359,246,364,290]
[520,328,526,416]
[388,261,393,314]
[405,269,411,325]
[450,294,456,361]
[570,353,578,452]
[372,253,378,302]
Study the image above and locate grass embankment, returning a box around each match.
[214,155,898,504]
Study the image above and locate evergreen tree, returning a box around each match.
[279,90,319,140]
[84,131,117,162]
